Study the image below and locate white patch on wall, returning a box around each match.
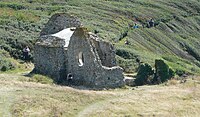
[51,27,75,47]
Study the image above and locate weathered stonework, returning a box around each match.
[40,13,82,36]
[33,13,125,88]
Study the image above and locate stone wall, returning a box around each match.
[96,41,116,67]
[33,13,125,89]
[40,13,82,36]
[89,33,117,67]
[34,45,67,82]
[67,28,124,88]
[37,35,66,47]
[34,13,81,82]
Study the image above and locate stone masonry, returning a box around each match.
[33,13,125,88]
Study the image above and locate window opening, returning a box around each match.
[78,52,84,66]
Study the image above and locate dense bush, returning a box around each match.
[0,50,20,72]
[116,56,138,73]
[175,69,186,76]
[116,49,135,59]
[153,59,175,83]
[134,59,175,86]
[0,2,26,10]
[135,63,154,86]
[1,39,34,61]
[0,58,17,72]
[118,30,128,41]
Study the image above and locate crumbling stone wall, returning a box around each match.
[67,28,124,88]
[40,13,82,36]
[34,13,125,89]
[90,34,116,67]
[34,45,67,82]
[34,13,79,82]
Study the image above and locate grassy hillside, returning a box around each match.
[0,0,200,75]
[0,71,200,116]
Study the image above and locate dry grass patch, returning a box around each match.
[78,82,200,117]
[11,86,114,117]
[1,72,200,117]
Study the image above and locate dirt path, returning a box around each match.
[77,99,107,117]
[77,90,135,117]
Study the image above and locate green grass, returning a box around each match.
[0,0,200,74]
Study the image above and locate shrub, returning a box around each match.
[154,59,175,83]
[175,69,186,76]
[0,19,10,25]
[116,56,137,73]
[118,30,128,41]
[135,63,154,86]
[116,49,135,59]
[0,2,26,10]
[1,65,7,71]
[0,58,17,72]
[134,59,175,86]
[3,39,34,60]
[0,50,17,72]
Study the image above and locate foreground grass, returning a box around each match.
[0,73,113,117]
[0,71,200,117]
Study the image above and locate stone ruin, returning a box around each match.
[33,13,125,89]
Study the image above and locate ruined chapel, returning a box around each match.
[33,13,125,88]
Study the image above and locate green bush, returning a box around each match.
[116,48,135,59]
[134,60,175,86]
[175,69,186,76]
[118,30,128,41]
[2,38,33,60]
[135,63,154,86]
[47,6,64,15]
[0,19,10,25]
[0,50,17,72]
[154,59,175,83]
[0,2,26,10]
[116,56,138,73]
[0,58,17,72]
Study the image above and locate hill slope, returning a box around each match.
[0,0,200,74]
